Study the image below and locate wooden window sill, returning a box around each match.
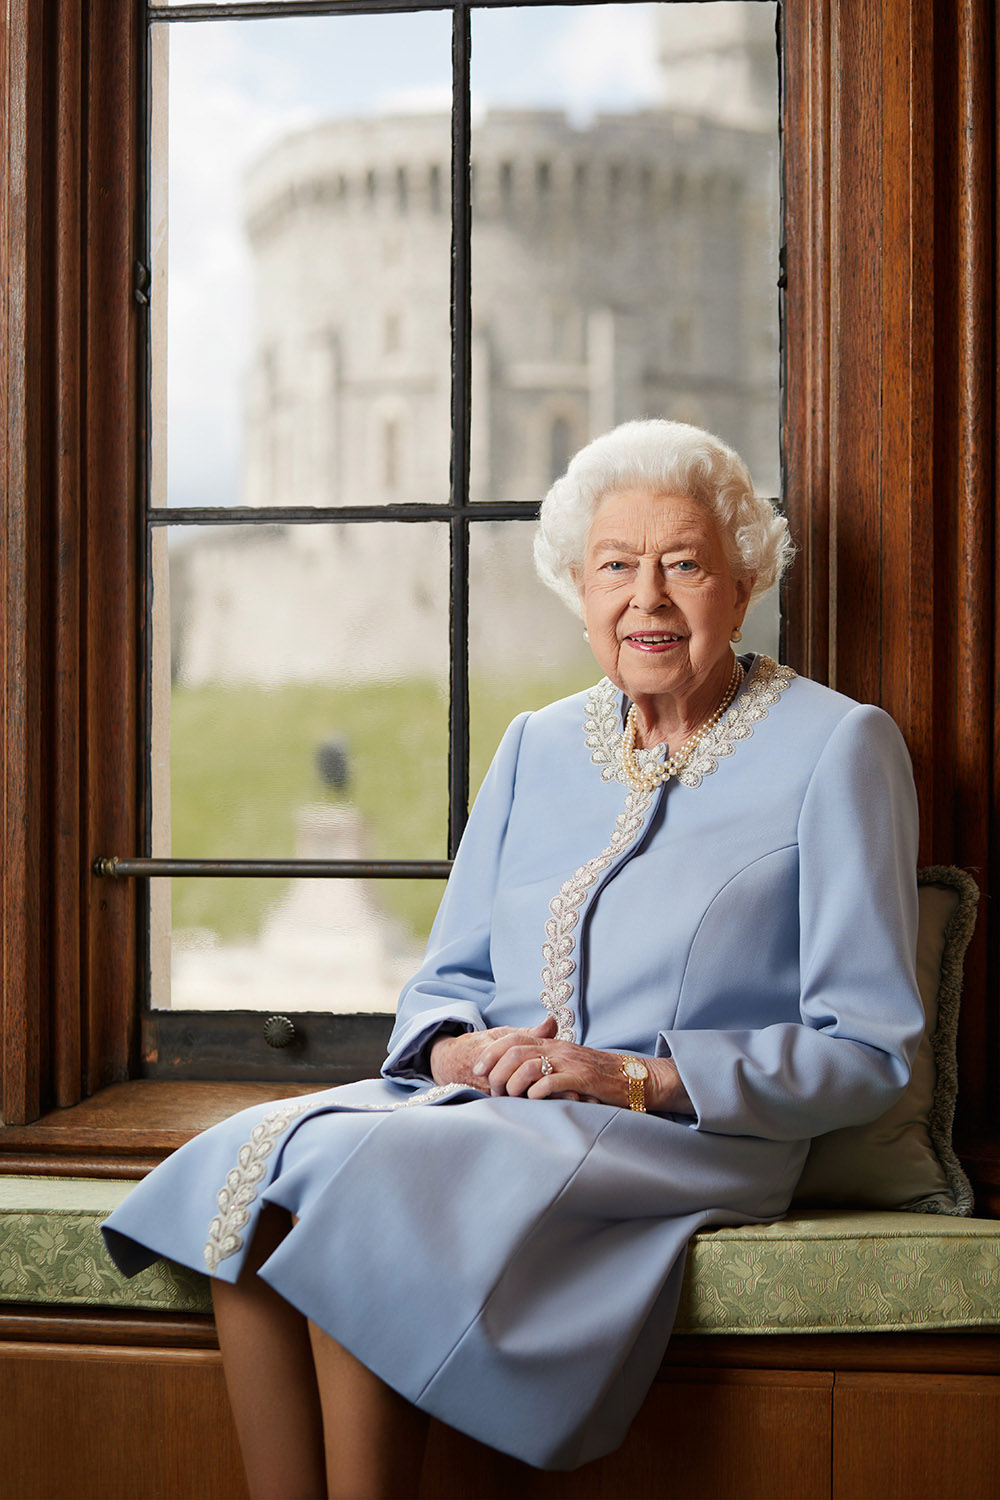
[0,1080,327,1178]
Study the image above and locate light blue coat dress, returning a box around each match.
[102,657,924,1470]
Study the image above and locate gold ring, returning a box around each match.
[539,1056,554,1076]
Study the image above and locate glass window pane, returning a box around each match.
[154,876,445,1013]
[151,522,449,861]
[468,521,597,798]
[469,3,781,504]
[150,13,452,512]
[150,517,449,1011]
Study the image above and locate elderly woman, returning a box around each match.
[103,420,923,1499]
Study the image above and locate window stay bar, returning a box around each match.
[94,857,452,879]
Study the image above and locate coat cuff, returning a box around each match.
[382,1005,485,1085]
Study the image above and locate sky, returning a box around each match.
[158,5,667,509]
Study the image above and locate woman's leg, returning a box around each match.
[308,1321,429,1500]
[212,1203,328,1500]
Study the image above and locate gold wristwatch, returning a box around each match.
[620,1056,649,1113]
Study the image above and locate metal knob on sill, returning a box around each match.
[263,1015,297,1049]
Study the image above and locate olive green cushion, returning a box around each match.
[0,1176,211,1314]
[793,867,978,1217]
[2,1179,998,1336]
[675,1209,1000,1334]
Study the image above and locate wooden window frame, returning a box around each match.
[2,0,998,1208]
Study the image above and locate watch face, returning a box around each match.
[622,1058,648,1081]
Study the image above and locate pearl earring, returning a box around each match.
[731,627,742,644]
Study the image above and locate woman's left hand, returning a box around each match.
[472,1022,691,1114]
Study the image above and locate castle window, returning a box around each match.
[428,162,443,214]
[536,160,551,195]
[384,312,402,356]
[396,167,409,212]
[672,311,694,364]
[549,417,572,482]
[383,419,400,489]
[499,160,513,209]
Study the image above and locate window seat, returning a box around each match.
[2,1175,997,1337]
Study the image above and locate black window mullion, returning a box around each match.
[447,2,472,858]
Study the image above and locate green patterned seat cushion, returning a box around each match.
[0,1177,212,1315]
[675,1209,1000,1334]
[1,1179,998,1335]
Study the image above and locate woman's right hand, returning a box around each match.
[430,1016,559,1088]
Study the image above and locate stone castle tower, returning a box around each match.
[171,7,780,686]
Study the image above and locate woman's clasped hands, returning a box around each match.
[429,1015,689,1114]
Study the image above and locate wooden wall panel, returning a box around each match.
[833,1373,1000,1500]
[1,0,48,1126]
[0,0,142,1125]
[783,0,999,1178]
[82,0,142,1102]
[0,1342,248,1500]
[419,1370,833,1500]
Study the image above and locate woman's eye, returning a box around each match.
[671,560,698,574]
[601,560,628,573]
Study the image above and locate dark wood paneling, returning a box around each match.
[833,1372,1000,1500]
[2,0,48,1126]
[82,0,143,1102]
[781,0,831,686]
[2,1317,998,1499]
[0,1342,249,1500]
[52,0,85,1112]
[0,1307,220,1349]
[1,0,142,1124]
[783,0,999,1164]
[418,1371,833,1500]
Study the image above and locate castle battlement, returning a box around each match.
[245,108,765,246]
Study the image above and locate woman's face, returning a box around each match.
[575,487,753,710]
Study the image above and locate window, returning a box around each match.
[135,1,782,1078]
[4,2,996,1211]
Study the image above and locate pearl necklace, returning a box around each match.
[620,656,745,792]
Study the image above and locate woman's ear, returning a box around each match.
[734,573,755,617]
[571,567,585,607]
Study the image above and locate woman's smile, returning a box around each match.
[622,631,685,653]
[576,487,752,745]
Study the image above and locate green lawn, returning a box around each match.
[169,670,596,946]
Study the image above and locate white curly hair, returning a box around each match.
[533,418,793,618]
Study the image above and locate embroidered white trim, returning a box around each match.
[677,656,795,788]
[203,1084,469,1270]
[540,786,654,1042]
[547,657,795,1040]
[204,1100,313,1271]
[584,656,795,791]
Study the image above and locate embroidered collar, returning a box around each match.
[583,654,795,791]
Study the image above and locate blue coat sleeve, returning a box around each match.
[659,705,925,1140]
[381,711,531,1085]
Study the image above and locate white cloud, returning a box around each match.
[375,83,453,117]
[162,27,323,507]
[543,4,661,121]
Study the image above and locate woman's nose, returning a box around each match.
[631,562,671,612]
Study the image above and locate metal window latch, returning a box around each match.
[777,244,788,290]
[133,261,151,305]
